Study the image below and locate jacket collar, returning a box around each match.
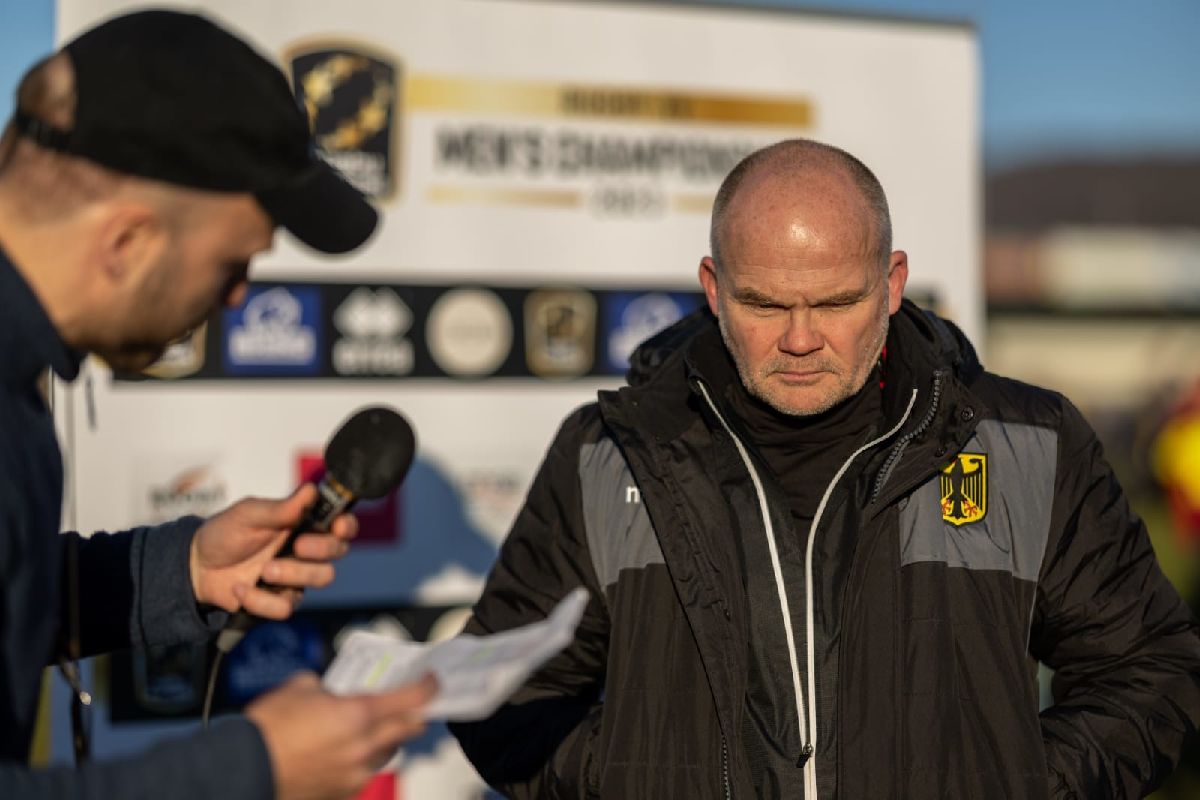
[611,301,986,482]
[626,299,979,421]
[0,243,84,386]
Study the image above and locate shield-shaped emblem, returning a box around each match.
[940,452,987,526]
[288,44,399,200]
[525,289,597,377]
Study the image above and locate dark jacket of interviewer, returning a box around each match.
[450,300,1200,799]
[0,250,273,798]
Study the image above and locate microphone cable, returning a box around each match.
[197,405,415,729]
[202,649,223,729]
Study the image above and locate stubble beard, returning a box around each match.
[94,341,169,373]
[722,301,890,418]
[93,258,188,373]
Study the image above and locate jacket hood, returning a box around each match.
[887,299,982,387]
[625,306,714,387]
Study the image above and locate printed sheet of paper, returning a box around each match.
[323,587,590,721]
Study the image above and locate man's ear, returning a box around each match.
[886,250,909,315]
[94,203,168,286]
[699,256,720,316]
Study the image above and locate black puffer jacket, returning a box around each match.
[451,301,1200,799]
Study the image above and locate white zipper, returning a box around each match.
[699,381,918,799]
[799,387,917,799]
[697,381,810,752]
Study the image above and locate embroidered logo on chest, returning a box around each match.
[940,452,988,526]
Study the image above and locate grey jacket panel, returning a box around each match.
[899,420,1058,582]
[580,439,665,591]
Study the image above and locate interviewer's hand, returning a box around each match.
[246,671,437,800]
[189,484,359,618]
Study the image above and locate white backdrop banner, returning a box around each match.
[54,1,979,796]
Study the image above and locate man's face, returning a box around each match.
[97,193,273,371]
[699,170,907,417]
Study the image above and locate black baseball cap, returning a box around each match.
[12,8,377,254]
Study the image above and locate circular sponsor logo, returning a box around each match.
[426,288,513,376]
[608,293,684,370]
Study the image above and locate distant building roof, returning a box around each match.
[987,157,1200,231]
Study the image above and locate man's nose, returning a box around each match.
[779,309,823,356]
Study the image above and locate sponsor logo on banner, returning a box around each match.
[297,452,401,544]
[426,288,513,377]
[940,452,988,526]
[461,469,526,543]
[603,292,702,372]
[333,288,415,376]
[224,286,320,375]
[223,620,326,705]
[142,324,207,379]
[524,289,596,377]
[142,465,228,524]
[288,43,400,200]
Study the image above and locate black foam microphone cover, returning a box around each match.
[216,405,415,653]
[325,406,416,500]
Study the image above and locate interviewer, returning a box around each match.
[0,9,433,799]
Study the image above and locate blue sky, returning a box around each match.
[2,0,1198,170]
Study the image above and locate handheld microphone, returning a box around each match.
[215,405,416,654]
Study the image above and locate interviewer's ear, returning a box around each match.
[95,202,169,285]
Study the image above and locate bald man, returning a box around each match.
[449,139,1200,799]
[0,10,434,800]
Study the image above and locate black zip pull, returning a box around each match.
[797,742,814,767]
